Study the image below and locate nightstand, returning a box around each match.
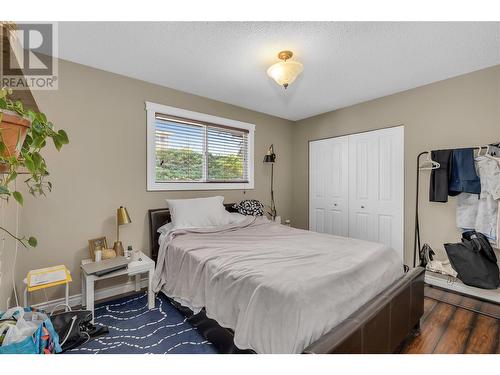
[80,252,155,322]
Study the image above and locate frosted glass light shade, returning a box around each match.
[267,60,303,89]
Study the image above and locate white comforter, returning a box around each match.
[152,217,403,353]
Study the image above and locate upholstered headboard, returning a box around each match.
[148,203,238,262]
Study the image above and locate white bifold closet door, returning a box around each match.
[309,126,404,261]
[309,136,349,237]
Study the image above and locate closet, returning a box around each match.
[309,126,404,261]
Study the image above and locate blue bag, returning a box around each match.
[0,307,62,354]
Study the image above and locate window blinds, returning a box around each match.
[154,113,249,183]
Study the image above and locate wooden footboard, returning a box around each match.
[303,267,425,354]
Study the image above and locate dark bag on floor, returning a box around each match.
[444,231,500,289]
[50,307,108,352]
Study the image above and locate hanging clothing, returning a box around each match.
[429,149,452,202]
[456,192,478,232]
[496,199,500,248]
[475,156,500,241]
[456,155,500,243]
[487,149,500,247]
[448,148,481,196]
[492,154,500,248]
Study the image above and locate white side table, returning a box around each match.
[80,252,155,322]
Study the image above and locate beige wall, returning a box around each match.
[291,65,500,265]
[3,59,294,307]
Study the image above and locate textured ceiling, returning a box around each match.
[57,22,500,121]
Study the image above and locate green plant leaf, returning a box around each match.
[27,110,36,121]
[0,185,10,195]
[28,237,37,247]
[36,112,47,123]
[31,135,43,148]
[32,120,42,134]
[23,154,35,172]
[32,152,42,169]
[14,102,25,116]
[6,171,17,184]
[53,136,63,151]
[12,191,23,205]
[57,129,69,144]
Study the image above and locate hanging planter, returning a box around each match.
[0,87,69,248]
[0,109,31,158]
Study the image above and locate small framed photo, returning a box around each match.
[88,236,108,261]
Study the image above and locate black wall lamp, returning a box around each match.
[263,144,277,219]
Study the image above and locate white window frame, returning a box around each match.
[146,101,255,191]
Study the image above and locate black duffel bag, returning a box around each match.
[49,305,108,352]
[444,231,500,289]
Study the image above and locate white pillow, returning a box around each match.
[166,196,232,229]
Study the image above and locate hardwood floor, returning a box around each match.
[400,285,500,354]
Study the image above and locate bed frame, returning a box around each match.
[148,206,425,354]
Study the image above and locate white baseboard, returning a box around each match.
[32,277,149,312]
[425,271,500,303]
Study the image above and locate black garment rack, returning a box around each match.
[414,144,500,314]
[413,145,499,267]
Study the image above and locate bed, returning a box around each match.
[149,204,424,354]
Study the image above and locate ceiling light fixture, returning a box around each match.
[266,50,303,89]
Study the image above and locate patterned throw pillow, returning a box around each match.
[233,200,264,216]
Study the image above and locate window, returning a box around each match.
[146,102,255,191]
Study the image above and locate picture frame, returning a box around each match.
[88,236,108,261]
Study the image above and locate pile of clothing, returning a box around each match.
[430,146,500,247]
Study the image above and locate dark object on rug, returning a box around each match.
[169,298,254,354]
[444,231,500,289]
[232,200,264,216]
[50,309,108,352]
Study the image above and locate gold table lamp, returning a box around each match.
[113,206,131,256]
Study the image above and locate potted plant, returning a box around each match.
[0,87,69,247]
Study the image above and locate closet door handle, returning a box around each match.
[361,205,365,209]
[333,203,338,207]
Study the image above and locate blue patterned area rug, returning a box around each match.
[68,292,218,354]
